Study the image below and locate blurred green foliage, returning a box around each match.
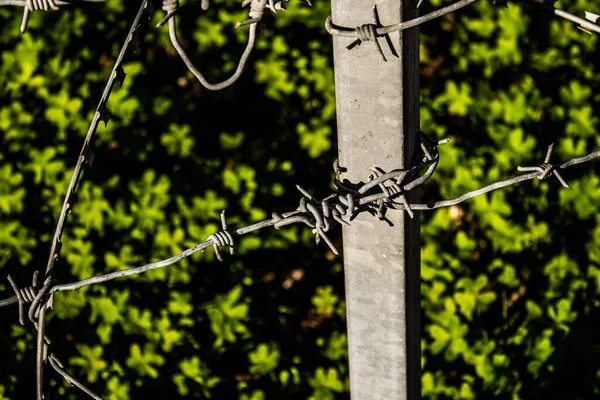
[0,0,599,398]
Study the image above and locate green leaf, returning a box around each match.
[248,343,280,375]
[125,343,165,378]
[311,286,339,315]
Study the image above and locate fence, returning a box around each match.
[1,0,599,398]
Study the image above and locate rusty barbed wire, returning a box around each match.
[325,0,600,59]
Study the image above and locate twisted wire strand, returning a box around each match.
[3,138,597,307]
[325,0,480,45]
[0,0,103,4]
[325,0,600,58]
[515,0,600,34]
[22,1,59,33]
[48,355,102,400]
[0,137,598,399]
[31,143,600,294]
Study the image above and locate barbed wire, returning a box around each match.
[0,0,104,33]
[1,125,599,397]
[0,1,154,399]
[157,0,310,91]
[3,136,599,308]
[1,0,599,398]
[325,0,600,60]
[516,0,600,35]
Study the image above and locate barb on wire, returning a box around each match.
[159,0,308,91]
[0,0,105,34]
[341,5,399,62]
[325,0,600,59]
[517,144,569,188]
[207,210,235,261]
[325,0,479,59]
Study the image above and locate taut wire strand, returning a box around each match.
[516,0,600,35]
[325,0,599,58]
[1,140,598,305]
[325,0,479,39]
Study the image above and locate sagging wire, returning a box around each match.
[157,0,306,91]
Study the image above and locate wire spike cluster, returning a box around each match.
[237,0,289,27]
[206,211,236,261]
[0,0,105,34]
[345,5,398,62]
[7,271,38,325]
[517,144,569,188]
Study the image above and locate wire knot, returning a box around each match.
[236,0,272,27]
[344,6,398,61]
[517,144,569,188]
[26,0,58,11]
[367,167,414,219]
[162,0,179,12]
[354,24,378,42]
[206,211,235,261]
[248,0,268,19]
[7,271,58,327]
[236,0,292,28]
[157,0,179,27]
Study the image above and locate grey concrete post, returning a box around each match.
[330,0,420,398]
